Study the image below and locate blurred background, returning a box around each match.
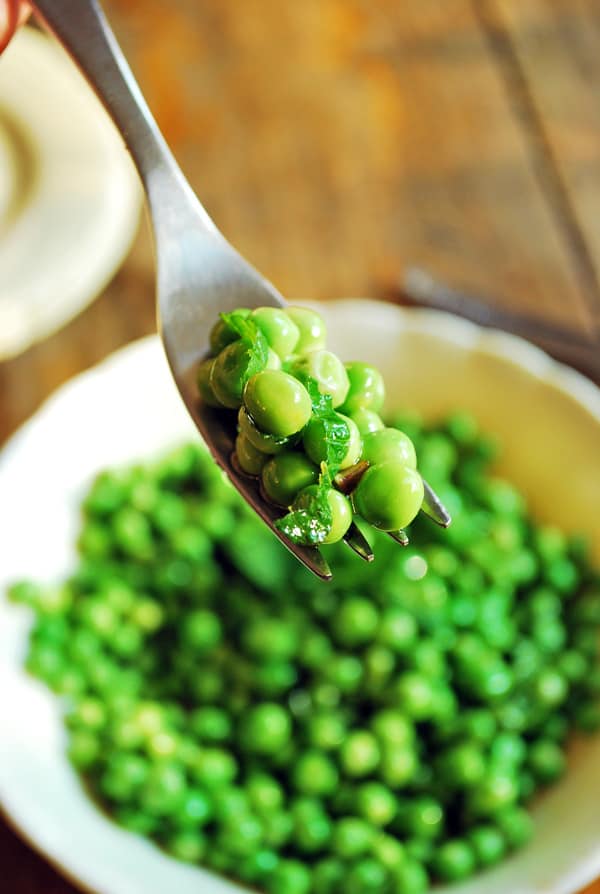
[1,0,600,889]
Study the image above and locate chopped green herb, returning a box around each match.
[219,311,269,379]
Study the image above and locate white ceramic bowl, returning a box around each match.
[1,299,600,894]
[0,28,142,359]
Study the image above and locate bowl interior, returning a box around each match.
[1,299,600,894]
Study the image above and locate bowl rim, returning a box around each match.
[1,299,600,894]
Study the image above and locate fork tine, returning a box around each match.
[387,529,409,546]
[343,522,374,562]
[421,479,452,527]
[284,541,333,580]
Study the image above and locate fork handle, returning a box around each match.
[31,0,216,232]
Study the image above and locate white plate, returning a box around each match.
[1,300,600,894]
[0,28,142,359]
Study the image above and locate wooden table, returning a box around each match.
[1,1,599,890]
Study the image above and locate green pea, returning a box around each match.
[68,730,100,769]
[527,738,566,783]
[377,607,418,653]
[339,730,380,777]
[405,797,445,840]
[293,808,332,853]
[339,361,385,415]
[212,786,250,821]
[262,810,294,848]
[219,812,264,857]
[292,750,339,796]
[286,306,327,353]
[190,748,238,788]
[306,712,346,750]
[235,434,267,476]
[246,772,285,813]
[196,358,221,407]
[244,370,312,437]
[312,858,346,894]
[242,617,298,660]
[371,833,406,871]
[177,789,213,827]
[496,806,534,848]
[350,408,385,437]
[353,462,424,531]
[291,486,353,544]
[438,741,485,788]
[431,839,476,882]
[379,746,419,788]
[390,859,429,894]
[331,817,374,858]
[346,858,388,893]
[362,428,416,469]
[254,661,298,695]
[370,710,414,746]
[325,654,363,693]
[288,349,350,408]
[267,859,311,894]
[393,672,435,720]
[166,830,207,863]
[468,772,519,816]
[240,703,292,754]
[181,609,222,653]
[331,596,379,647]
[302,413,362,469]
[237,406,291,454]
[468,825,506,867]
[209,308,250,354]
[251,307,300,358]
[190,707,231,742]
[266,348,282,370]
[356,782,397,826]
[140,763,186,815]
[210,340,261,409]
[260,451,319,506]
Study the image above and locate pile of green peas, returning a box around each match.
[197,305,425,544]
[9,412,600,894]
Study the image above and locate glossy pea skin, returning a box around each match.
[288,350,350,408]
[261,453,320,507]
[196,359,221,407]
[362,427,417,469]
[237,406,290,455]
[339,361,385,415]
[350,408,384,437]
[251,308,300,359]
[353,462,424,531]
[235,434,267,476]
[210,341,261,409]
[240,703,291,755]
[292,486,353,543]
[431,839,476,882]
[286,306,327,353]
[244,370,312,438]
[302,414,362,469]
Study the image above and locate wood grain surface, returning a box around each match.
[1,1,599,891]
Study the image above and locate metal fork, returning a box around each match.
[32,0,450,580]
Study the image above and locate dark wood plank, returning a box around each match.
[479,0,600,332]
[100,0,596,329]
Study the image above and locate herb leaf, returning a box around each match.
[220,311,269,378]
[275,377,350,546]
[304,379,350,472]
[275,475,333,545]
